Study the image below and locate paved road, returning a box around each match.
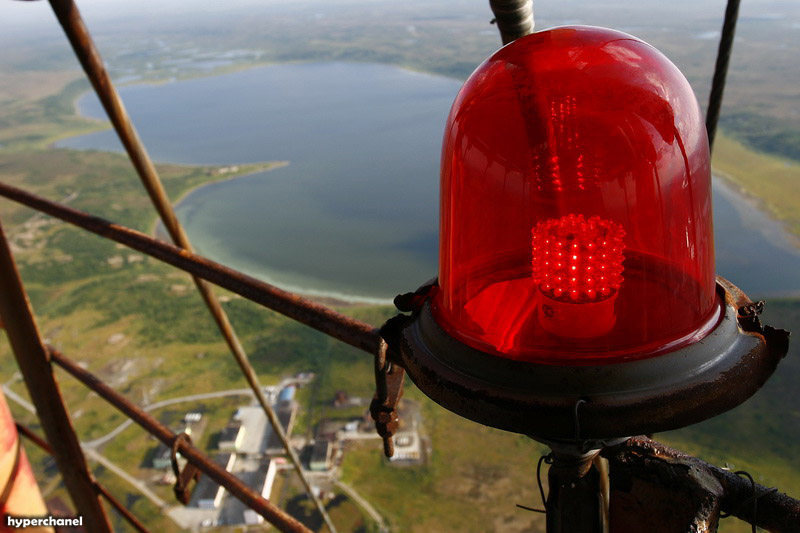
[2,384,187,528]
[2,385,36,415]
[82,447,168,508]
[84,387,256,448]
[84,378,307,448]
[334,480,389,533]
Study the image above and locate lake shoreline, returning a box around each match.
[147,161,290,236]
[67,60,800,257]
[60,60,800,303]
[146,160,394,307]
[151,162,397,307]
[712,166,800,250]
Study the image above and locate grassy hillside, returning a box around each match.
[712,134,800,239]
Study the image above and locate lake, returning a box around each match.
[58,61,800,301]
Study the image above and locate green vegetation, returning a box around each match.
[0,78,106,151]
[282,477,374,533]
[0,6,799,530]
[340,395,550,533]
[711,134,800,238]
[720,113,800,163]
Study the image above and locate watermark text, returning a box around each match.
[5,515,84,528]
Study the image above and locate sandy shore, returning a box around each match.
[712,167,800,250]
[144,160,396,308]
[147,160,289,237]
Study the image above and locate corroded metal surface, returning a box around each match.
[369,340,406,458]
[383,278,789,440]
[0,180,382,356]
[170,433,200,505]
[605,437,800,532]
[0,218,113,532]
[605,439,724,532]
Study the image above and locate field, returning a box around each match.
[0,1,799,531]
[711,135,800,238]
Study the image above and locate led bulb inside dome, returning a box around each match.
[532,214,626,338]
[532,214,626,303]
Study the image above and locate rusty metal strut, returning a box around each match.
[0,217,113,532]
[47,346,312,533]
[45,0,336,528]
[706,0,742,151]
[0,180,382,355]
[15,423,150,533]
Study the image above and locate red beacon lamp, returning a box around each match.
[378,26,789,528]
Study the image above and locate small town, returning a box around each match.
[139,373,429,530]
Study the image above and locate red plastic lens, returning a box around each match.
[433,26,722,364]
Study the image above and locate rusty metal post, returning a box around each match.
[0,218,112,532]
[489,0,534,45]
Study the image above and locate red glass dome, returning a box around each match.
[433,26,721,364]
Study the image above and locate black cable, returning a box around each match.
[516,453,553,514]
[706,0,742,152]
[719,470,778,532]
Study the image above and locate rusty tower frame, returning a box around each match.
[0,0,798,531]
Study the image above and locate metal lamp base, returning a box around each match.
[387,277,789,441]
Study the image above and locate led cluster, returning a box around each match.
[531,214,626,303]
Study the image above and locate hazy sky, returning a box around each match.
[2,0,795,31]
[0,0,796,56]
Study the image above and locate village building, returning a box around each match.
[191,453,236,510]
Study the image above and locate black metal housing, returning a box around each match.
[386,277,789,441]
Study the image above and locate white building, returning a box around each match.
[390,431,422,463]
[218,424,245,452]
